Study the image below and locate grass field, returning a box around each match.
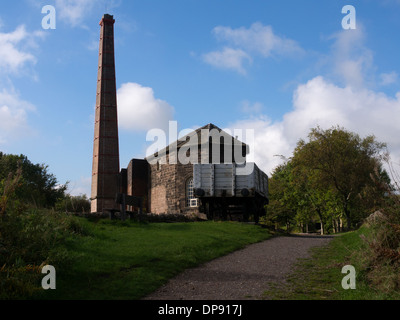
[263,227,400,300]
[36,219,271,300]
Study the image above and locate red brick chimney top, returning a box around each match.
[100,14,115,26]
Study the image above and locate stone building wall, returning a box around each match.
[126,159,149,212]
[148,152,198,215]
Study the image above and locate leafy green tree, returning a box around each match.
[292,126,388,230]
[0,152,67,208]
[291,150,347,234]
[267,162,298,231]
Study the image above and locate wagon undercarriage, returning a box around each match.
[193,163,269,223]
[199,194,268,223]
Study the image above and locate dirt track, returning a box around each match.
[144,234,333,300]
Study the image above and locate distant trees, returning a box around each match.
[55,194,91,213]
[267,126,389,233]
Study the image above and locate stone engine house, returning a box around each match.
[90,14,263,219]
[121,123,249,217]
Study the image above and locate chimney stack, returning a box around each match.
[91,14,120,214]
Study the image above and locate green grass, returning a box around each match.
[35,219,271,300]
[263,227,400,300]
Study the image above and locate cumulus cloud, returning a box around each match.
[203,22,304,74]
[229,27,400,177]
[231,76,400,176]
[117,82,175,132]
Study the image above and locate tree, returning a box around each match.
[0,152,67,208]
[267,162,298,232]
[292,126,387,230]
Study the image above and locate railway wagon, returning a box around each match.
[193,163,269,222]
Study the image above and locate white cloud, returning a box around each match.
[202,47,252,74]
[229,28,400,177]
[0,24,44,144]
[231,116,293,176]
[231,76,400,176]
[328,25,374,88]
[203,22,304,74]
[0,89,37,144]
[117,82,175,132]
[213,23,304,57]
[290,77,400,149]
[0,25,42,74]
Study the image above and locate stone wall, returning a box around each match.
[127,159,149,212]
[148,152,198,215]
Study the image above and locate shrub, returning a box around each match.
[360,158,400,292]
[0,158,91,299]
[0,207,91,299]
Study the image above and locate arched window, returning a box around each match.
[186,177,196,207]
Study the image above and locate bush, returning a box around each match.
[0,156,91,299]
[0,263,43,300]
[360,159,400,292]
[0,207,91,299]
[362,206,400,291]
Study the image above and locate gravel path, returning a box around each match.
[144,234,333,300]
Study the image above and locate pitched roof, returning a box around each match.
[145,123,248,161]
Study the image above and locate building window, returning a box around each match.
[186,177,197,207]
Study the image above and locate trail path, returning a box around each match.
[144,234,333,300]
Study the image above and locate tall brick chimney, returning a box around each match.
[91,14,120,214]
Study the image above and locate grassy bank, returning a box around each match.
[36,219,271,300]
[263,227,400,300]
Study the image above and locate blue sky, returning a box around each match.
[1,0,400,197]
